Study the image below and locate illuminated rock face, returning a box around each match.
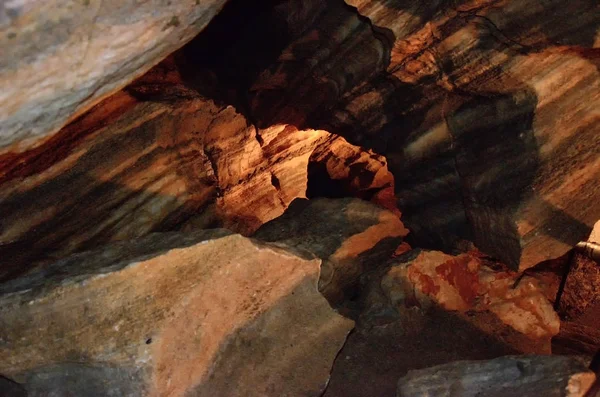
[0,1,599,396]
[174,0,599,270]
[1,0,598,271]
[382,250,560,352]
[0,60,393,280]
[0,231,354,397]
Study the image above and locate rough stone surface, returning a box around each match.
[383,250,559,351]
[168,0,600,270]
[323,305,519,397]
[2,0,598,273]
[559,220,600,320]
[0,0,228,152]
[397,355,596,397]
[255,197,408,306]
[0,57,397,281]
[0,231,354,396]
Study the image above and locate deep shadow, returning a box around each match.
[0,375,26,397]
[446,89,540,268]
[323,303,520,397]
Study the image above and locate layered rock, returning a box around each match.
[0,231,354,396]
[382,250,560,352]
[397,355,595,397]
[3,0,597,272]
[169,0,600,270]
[308,135,395,203]
[255,197,408,306]
[0,0,228,152]
[0,54,402,281]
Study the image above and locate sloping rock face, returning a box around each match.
[0,0,228,152]
[397,355,595,397]
[0,231,354,396]
[255,197,408,306]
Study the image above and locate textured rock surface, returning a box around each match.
[0,56,399,281]
[397,355,595,397]
[255,197,408,306]
[2,0,597,273]
[383,250,559,351]
[0,0,228,152]
[324,305,519,397]
[559,220,600,320]
[0,231,353,396]
[169,0,600,270]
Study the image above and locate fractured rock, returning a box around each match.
[382,250,560,353]
[255,197,408,306]
[397,355,596,397]
[196,0,600,270]
[0,231,354,396]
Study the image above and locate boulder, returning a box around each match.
[254,197,408,306]
[0,230,354,396]
[397,355,596,397]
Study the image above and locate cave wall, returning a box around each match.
[1,0,599,274]
[0,56,392,281]
[175,0,600,269]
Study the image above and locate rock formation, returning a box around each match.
[397,355,595,397]
[0,231,353,396]
[0,0,229,152]
[0,59,391,282]
[173,0,600,270]
[383,249,560,353]
[1,0,599,395]
[255,197,408,306]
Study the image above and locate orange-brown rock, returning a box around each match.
[0,0,228,152]
[3,0,597,274]
[0,53,403,280]
[0,84,328,279]
[0,231,354,396]
[255,198,408,306]
[177,0,599,270]
[382,250,560,352]
[308,135,395,200]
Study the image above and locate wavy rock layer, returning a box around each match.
[0,60,393,280]
[172,0,599,269]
